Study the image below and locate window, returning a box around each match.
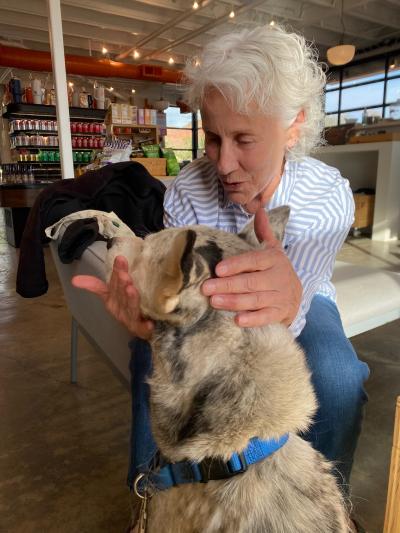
[342,59,385,88]
[324,50,400,125]
[196,110,205,158]
[341,81,384,110]
[164,106,194,163]
[385,77,400,104]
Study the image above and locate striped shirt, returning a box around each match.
[163,156,354,337]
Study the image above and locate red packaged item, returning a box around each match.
[76,137,82,148]
[88,137,94,148]
[71,137,77,148]
[70,122,77,133]
[82,137,88,148]
[76,122,83,133]
[82,122,89,133]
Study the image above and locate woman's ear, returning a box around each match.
[285,109,305,150]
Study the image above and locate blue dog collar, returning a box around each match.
[136,434,289,494]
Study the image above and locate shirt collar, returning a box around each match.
[217,159,291,212]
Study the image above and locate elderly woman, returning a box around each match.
[74,25,368,506]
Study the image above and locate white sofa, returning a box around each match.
[50,241,400,385]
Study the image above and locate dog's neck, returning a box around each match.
[148,310,317,464]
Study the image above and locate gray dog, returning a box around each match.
[108,207,349,533]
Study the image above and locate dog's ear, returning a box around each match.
[155,229,197,314]
[267,206,290,242]
[238,206,290,245]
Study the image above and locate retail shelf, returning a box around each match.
[11,146,95,150]
[10,130,58,135]
[2,103,106,121]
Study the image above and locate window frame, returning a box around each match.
[325,49,400,126]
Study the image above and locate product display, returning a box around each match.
[3,103,106,181]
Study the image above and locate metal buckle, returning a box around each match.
[133,473,147,499]
[198,452,248,483]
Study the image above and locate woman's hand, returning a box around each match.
[202,208,302,328]
[72,255,154,340]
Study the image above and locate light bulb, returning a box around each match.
[133,50,140,59]
[109,87,114,92]
[390,63,396,69]
[131,89,136,93]
[102,46,108,54]
[68,82,74,88]
[168,57,175,64]
[193,1,199,9]
[229,10,235,18]
[270,20,275,26]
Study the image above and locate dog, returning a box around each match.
[107,206,350,533]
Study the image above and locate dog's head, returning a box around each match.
[130,206,290,326]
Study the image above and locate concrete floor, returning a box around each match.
[1,212,399,533]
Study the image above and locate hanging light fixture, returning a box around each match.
[327,0,355,66]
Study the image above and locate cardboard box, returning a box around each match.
[144,109,151,125]
[138,109,145,125]
[107,103,121,124]
[150,109,157,125]
[133,157,166,176]
[353,194,375,228]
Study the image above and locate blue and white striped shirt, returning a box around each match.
[163,156,354,337]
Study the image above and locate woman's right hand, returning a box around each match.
[71,255,154,340]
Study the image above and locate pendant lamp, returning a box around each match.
[327,0,355,66]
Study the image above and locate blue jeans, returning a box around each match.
[127,294,369,491]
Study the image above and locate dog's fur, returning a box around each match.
[108,207,350,533]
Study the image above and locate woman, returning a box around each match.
[73,24,369,515]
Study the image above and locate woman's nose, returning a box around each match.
[216,141,239,176]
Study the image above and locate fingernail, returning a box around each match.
[202,280,215,295]
[216,264,227,275]
[212,296,224,307]
[237,315,248,326]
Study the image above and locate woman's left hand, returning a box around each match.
[201,208,302,328]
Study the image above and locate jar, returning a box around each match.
[34,119,41,130]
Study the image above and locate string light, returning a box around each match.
[229,10,235,18]
[108,87,114,92]
[390,63,396,69]
[193,1,199,9]
[133,50,140,59]
[68,81,74,88]
[102,46,108,54]
[168,57,175,64]
[131,89,136,93]
[270,20,275,26]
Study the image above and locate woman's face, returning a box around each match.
[201,89,297,213]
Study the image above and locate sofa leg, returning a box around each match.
[71,317,78,384]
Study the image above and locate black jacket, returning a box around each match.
[16,161,166,298]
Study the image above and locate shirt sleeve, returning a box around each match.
[163,170,199,229]
[286,179,354,338]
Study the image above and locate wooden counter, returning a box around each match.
[0,183,49,247]
[0,183,47,209]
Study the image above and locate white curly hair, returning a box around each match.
[184,24,326,160]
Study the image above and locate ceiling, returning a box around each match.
[1,0,400,71]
